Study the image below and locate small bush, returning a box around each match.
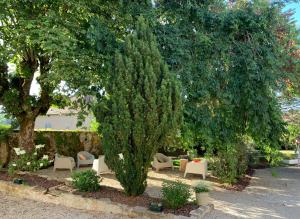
[161,180,191,209]
[210,142,249,184]
[194,183,209,193]
[72,170,100,192]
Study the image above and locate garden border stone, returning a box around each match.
[0,180,213,219]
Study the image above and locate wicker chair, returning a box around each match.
[152,153,173,171]
[53,153,76,172]
[77,151,95,168]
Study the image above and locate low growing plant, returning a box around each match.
[161,180,191,209]
[8,144,51,175]
[194,183,209,193]
[72,170,100,192]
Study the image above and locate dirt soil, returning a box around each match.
[0,171,63,189]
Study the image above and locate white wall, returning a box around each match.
[35,114,93,130]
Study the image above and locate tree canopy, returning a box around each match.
[0,0,103,150]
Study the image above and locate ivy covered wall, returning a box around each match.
[0,131,102,167]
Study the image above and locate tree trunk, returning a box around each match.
[19,117,36,152]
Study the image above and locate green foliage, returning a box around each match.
[264,146,283,167]
[8,145,51,175]
[94,17,182,196]
[281,124,300,150]
[193,183,209,193]
[72,170,100,192]
[89,118,100,132]
[54,132,81,159]
[209,141,249,184]
[0,124,11,141]
[153,1,299,181]
[161,180,191,209]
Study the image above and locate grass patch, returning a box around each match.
[0,124,11,130]
[280,150,297,160]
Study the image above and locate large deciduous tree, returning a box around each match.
[94,17,181,196]
[0,1,100,151]
[153,0,299,181]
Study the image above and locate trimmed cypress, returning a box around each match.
[94,17,182,196]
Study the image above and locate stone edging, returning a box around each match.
[0,180,213,219]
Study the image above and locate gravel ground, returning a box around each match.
[0,192,129,219]
[207,167,300,219]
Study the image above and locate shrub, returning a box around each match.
[194,183,209,193]
[210,142,249,184]
[72,170,100,192]
[8,144,51,175]
[281,124,300,150]
[161,180,191,209]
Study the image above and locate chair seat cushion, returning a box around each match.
[78,154,87,160]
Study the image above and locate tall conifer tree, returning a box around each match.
[94,17,182,196]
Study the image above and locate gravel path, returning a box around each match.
[0,192,128,219]
[207,167,300,219]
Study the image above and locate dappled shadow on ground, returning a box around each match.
[207,167,300,219]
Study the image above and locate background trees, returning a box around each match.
[153,0,300,182]
[94,18,181,196]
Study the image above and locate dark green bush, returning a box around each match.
[161,180,191,209]
[72,170,100,192]
[210,142,249,184]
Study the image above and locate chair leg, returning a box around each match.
[53,167,56,172]
[184,172,187,178]
[203,174,206,180]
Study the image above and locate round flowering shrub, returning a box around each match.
[8,144,52,175]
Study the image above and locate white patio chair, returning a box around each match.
[184,159,207,179]
[53,153,75,172]
[92,155,112,175]
[152,153,173,171]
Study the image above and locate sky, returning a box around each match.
[285,2,300,26]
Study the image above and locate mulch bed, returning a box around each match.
[0,171,63,189]
[220,168,255,192]
[74,186,198,217]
